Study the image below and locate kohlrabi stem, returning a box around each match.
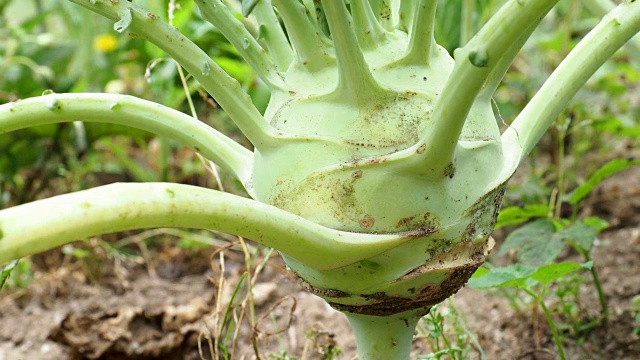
[420,0,558,173]
[0,93,254,189]
[272,0,333,72]
[69,0,279,150]
[522,287,567,360]
[460,0,475,46]
[398,0,416,32]
[479,13,545,101]
[369,0,393,31]
[194,0,285,88]
[321,0,383,103]
[346,309,426,360]
[0,183,410,270]
[402,0,438,66]
[252,0,294,72]
[503,1,640,164]
[583,0,640,63]
[583,0,614,14]
[350,0,388,50]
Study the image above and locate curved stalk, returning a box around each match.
[194,0,285,88]
[402,0,438,66]
[369,0,394,31]
[68,0,279,149]
[502,1,640,171]
[399,0,417,32]
[321,0,384,103]
[419,0,558,173]
[460,0,475,46]
[0,183,410,270]
[346,309,426,360]
[0,93,254,190]
[252,0,294,71]
[272,0,333,72]
[583,0,640,62]
[350,0,388,50]
[478,12,546,101]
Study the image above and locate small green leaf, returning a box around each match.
[495,204,548,229]
[1,260,19,290]
[471,267,490,278]
[499,219,564,266]
[556,221,598,252]
[569,158,640,205]
[467,264,536,289]
[531,261,592,285]
[583,216,609,233]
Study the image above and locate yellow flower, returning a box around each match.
[94,34,118,53]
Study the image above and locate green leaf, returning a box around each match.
[468,262,592,290]
[471,266,490,278]
[1,260,19,291]
[495,204,548,229]
[583,216,609,233]
[569,158,640,205]
[531,261,592,285]
[499,219,564,266]
[556,221,598,252]
[467,264,536,289]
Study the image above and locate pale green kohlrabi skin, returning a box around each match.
[252,25,505,315]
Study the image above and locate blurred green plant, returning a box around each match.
[0,0,263,207]
[632,295,640,337]
[473,155,639,359]
[416,300,483,360]
[0,258,33,290]
[469,261,593,360]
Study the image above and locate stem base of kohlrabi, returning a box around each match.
[345,308,428,360]
[292,236,496,316]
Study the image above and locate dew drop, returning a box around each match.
[42,89,55,96]
[242,38,250,49]
[109,102,120,110]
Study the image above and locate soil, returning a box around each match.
[1,166,639,360]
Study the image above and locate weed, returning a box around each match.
[417,299,484,360]
[632,295,640,337]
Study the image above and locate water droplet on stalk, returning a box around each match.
[242,38,251,49]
